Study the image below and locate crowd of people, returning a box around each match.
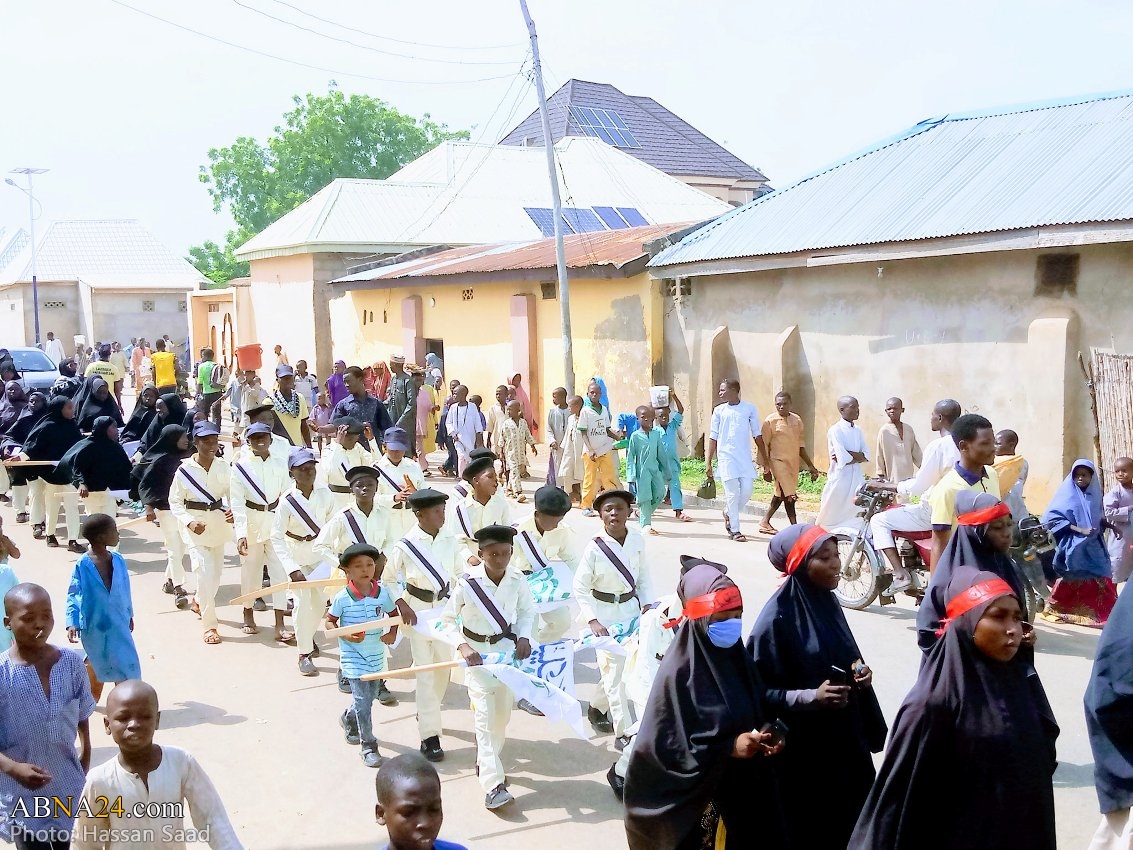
[1,337,1132,849]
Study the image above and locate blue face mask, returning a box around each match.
[706,617,743,648]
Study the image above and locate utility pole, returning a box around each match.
[518,0,575,395]
[6,167,48,346]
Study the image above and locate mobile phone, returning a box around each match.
[759,719,789,748]
[829,665,849,686]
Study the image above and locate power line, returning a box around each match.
[231,0,521,66]
[106,0,521,85]
[267,0,525,52]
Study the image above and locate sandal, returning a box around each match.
[15,512,28,524]
[32,523,46,539]
[675,513,693,523]
[203,629,221,645]
[242,623,259,635]
[722,511,732,535]
[276,630,296,644]
[730,532,748,542]
[190,600,201,618]
[647,527,661,536]
[756,524,777,536]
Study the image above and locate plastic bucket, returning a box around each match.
[649,385,670,408]
[235,344,263,371]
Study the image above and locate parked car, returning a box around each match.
[5,347,61,393]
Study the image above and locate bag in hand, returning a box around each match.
[696,478,716,500]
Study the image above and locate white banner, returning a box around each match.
[575,617,639,656]
[527,562,574,613]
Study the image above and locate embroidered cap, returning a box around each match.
[192,421,220,437]
[534,485,571,516]
[345,465,379,484]
[475,524,517,547]
[245,422,272,438]
[338,542,383,568]
[408,487,448,510]
[383,427,411,452]
[288,447,317,468]
[593,489,635,511]
[390,354,406,364]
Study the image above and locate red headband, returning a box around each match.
[785,526,830,575]
[936,578,1014,635]
[682,585,743,621]
[957,502,1010,526]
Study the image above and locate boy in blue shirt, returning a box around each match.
[327,543,398,768]
[656,391,690,522]
[376,753,469,850]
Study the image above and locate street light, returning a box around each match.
[5,167,48,346]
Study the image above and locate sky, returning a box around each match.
[2,0,1132,258]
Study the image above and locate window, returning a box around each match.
[362,308,368,326]
[662,278,693,297]
[142,300,155,312]
[461,289,474,301]
[43,300,66,309]
[1035,254,1079,296]
[10,349,55,372]
[178,301,188,312]
[540,282,557,300]
[207,303,219,313]
[569,106,641,148]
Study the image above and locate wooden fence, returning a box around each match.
[1091,349,1133,483]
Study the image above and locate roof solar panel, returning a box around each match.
[562,208,605,234]
[616,207,649,226]
[569,105,640,148]
[593,207,629,229]
[524,207,558,237]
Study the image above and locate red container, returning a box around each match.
[235,343,263,371]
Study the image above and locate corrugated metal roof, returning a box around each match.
[651,90,1133,269]
[235,137,731,261]
[0,220,207,288]
[332,223,691,284]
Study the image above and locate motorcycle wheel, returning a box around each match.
[833,533,880,610]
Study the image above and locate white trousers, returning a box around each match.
[10,483,27,514]
[28,478,46,526]
[535,607,573,645]
[189,544,226,632]
[869,500,931,550]
[292,578,327,656]
[0,464,8,494]
[44,481,80,540]
[465,662,514,793]
[722,475,754,534]
[1088,809,1133,850]
[596,649,630,737]
[404,600,451,741]
[83,490,117,520]
[240,538,288,610]
[156,510,187,586]
[614,697,647,778]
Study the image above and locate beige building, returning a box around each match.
[651,90,1133,506]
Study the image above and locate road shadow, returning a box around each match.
[1034,625,1100,661]
[1054,760,1096,789]
[467,775,623,837]
[158,700,247,729]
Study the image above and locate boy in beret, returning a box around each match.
[446,455,510,567]
[320,417,375,510]
[511,485,579,646]
[376,426,425,538]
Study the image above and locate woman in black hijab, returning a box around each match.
[849,567,1058,849]
[119,385,158,444]
[132,424,192,607]
[0,381,28,505]
[56,415,133,520]
[747,523,887,849]
[2,391,46,524]
[21,395,85,551]
[1084,563,1133,847]
[624,562,787,850]
[74,376,124,432]
[137,392,188,456]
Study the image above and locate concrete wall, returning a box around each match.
[662,242,1133,507]
[328,271,662,431]
[91,290,189,348]
[0,282,81,347]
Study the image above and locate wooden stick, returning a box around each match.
[2,460,57,467]
[323,615,401,639]
[229,577,345,607]
[361,659,461,681]
[116,515,152,529]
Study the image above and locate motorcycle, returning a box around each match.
[1009,514,1055,621]
[831,483,930,610]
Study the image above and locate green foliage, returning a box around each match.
[188,88,468,284]
[618,456,825,504]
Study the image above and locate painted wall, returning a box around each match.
[662,242,1133,506]
[91,291,189,349]
[328,272,662,432]
[0,282,80,347]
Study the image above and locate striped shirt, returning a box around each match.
[329,583,397,679]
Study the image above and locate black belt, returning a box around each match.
[185,500,223,511]
[593,589,637,604]
[245,499,279,512]
[393,503,405,510]
[406,583,450,603]
[286,531,317,542]
[462,626,515,645]
[329,484,351,493]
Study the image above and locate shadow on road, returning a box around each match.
[1054,760,1097,789]
[158,700,247,729]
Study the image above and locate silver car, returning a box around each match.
[4,347,62,393]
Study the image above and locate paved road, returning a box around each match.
[7,454,1105,849]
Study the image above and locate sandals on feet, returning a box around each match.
[722,511,732,534]
[242,623,259,635]
[730,532,748,542]
[276,630,296,644]
[203,629,221,645]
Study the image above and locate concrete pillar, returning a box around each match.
[1024,314,1079,499]
[401,295,423,363]
[510,294,539,429]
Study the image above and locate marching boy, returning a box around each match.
[320,418,375,510]
[440,524,535,811]
[326,543,399,769]
[271,446,337,676]
[573,489,655,742]
[375,426,425,538]
[447,454,510,567]
[230,422,293,642]
[387,488,462,763]
[511,485,580,646]
[168,421,232,646]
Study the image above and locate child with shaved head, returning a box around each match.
[73,679,242,849]
[376,753,467,850]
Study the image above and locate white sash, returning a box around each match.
[234,461,272,505]
[462,575,511,634]
[397,537,448,594]
[284,491,322,536]
[178,466,219,505]
[516,529,551,571]
[455,502,474,539]
[342,509,368,545]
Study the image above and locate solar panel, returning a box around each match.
[615,207,649,226]
[569,106,641,148]
[562,208,605,234]
[593,207,629,229]
[524,207,558,237]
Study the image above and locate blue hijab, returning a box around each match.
[1085,575,1133,813]
[1042,458,1110,579]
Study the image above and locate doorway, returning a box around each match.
[424,338,445,376]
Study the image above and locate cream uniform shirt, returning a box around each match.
[319,442,376,500]
[168,456,231,549]
[232,434,291,465]
[441,563,536,647]
[510,513,581,574]
[387,524,462,606]
[574,527,654,627]
[229,452,289,544]
[271,485,337,573]
[446,490,511,563]
[375,454,426,536]
[313,503,394,566]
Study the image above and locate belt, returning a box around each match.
[406,583,450,603]
[393,503,405,510]
[286,531,317,542]
[329,484,351,494]
[462,626,515,645]
[593,589,637,604]
[185,500,223,512]
[245,499,279,512]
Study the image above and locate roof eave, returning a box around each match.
[239,242,457,262]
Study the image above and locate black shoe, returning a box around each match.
[67,540,85,554]
[337,670,352,694]
[518,698,544,716]
[309,642,320,659]
[361,745,383,768]
[376,680,399,706]
[252,598,267,612]
[15,512,28,524]
[606,764,625,801]
[46,534,61,548]
[31,523,45,539]
[174,591,189,610]
[614,735,632,753]
[485,784,514,810]
[298,655,318,676]
[420,736,444,763]
[339,710,360,746]
[588,705,614,734]
[162,579,176,595]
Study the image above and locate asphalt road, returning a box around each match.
[5,449,1106,849]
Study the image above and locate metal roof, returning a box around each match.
[499,79,768,184]
[332,223,692,285]
[0,219,207,289]
[651,89,1133,270]
[235,137,731,261]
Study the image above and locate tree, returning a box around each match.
[189,88,467,283]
